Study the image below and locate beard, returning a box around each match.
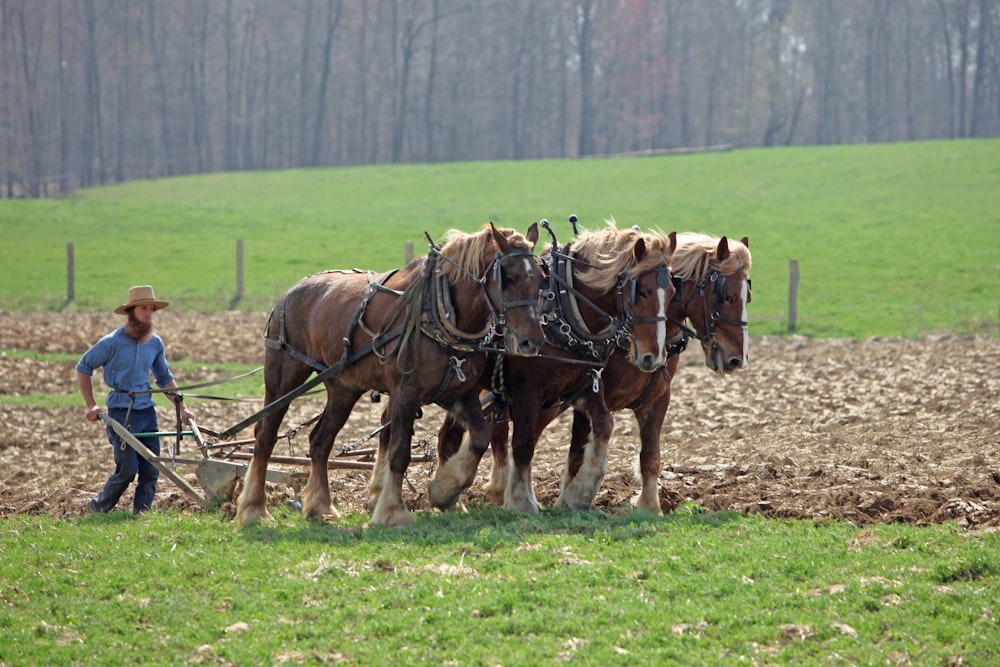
[126,312,153,340]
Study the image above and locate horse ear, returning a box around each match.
[489,221,510,253]
[525,222,539,248]
[716,236,730,261]
[632,236,647,263]
[668,231,677,256]
[740,236,749,249]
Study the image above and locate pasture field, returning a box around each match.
[1,139,998,339]
[1,311,998,665]
[1,141,998,664]
[2,509,998,666]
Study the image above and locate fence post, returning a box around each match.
[405,241,413,264]
[67,242,75,302]
[788,259,799,334]
[236,239,244,300]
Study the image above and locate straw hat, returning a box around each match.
[114,285,170,315]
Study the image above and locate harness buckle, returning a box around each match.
[450,356,467,383]
[591,367,603,393]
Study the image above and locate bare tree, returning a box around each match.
[14,2,43,195]
[309,0,342,165]
[970,0,994,137]
[1,0,998,198]
[576,0,596,156]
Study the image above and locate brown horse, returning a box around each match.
[235,223,545,527]
[567,233,752,512]
[437,223,677,514]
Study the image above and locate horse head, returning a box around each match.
[671,234,752,377]
[619,229,677,371]
[561,223,676,372]
[485,222,545,357]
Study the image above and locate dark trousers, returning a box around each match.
[92,406,160,513]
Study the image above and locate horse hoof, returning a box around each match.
[371,507,415,528]
[554,495,592,512]
[236,506,272,527]
[440,501,468,514]
[427,479,462,510]
[505,498,540,514]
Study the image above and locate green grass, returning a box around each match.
[1,508,997,665]
[3,141,998,664]
[2,140,997,338]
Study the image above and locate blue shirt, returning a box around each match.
[76,327,175,409]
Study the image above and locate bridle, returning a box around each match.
[542,246,671,360]
[423,232,542,350]
[668,266,750,355]
[618,265,673,363]
[481,248,544,344]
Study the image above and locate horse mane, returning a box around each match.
[571,219,676,292]
[438,224,534,284]
[672,232,752,281]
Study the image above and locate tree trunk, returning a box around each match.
[423,0,440,163]
[311,0,343,167]
[577,0,595,157]
[82,0,104,187]
[970,0,991,137]
[298,0,315,165]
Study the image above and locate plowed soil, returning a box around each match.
[2,312,998,529]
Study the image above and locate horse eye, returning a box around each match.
[636,289,648,299]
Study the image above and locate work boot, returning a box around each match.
[87,498,108,514]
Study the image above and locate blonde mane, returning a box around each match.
[671,232,751,282]
[437,224,534,284]
[570,220,675,292]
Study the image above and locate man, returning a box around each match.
[77,285,195,514]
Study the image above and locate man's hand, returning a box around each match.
[84,405,101,422]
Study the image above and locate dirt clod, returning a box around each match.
[1,311,998,529]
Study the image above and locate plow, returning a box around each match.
[97,382,432,508]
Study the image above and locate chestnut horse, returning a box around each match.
[567,233,752,511]
[437,223,677,514]
[235,223,545,527]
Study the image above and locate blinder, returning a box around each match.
[672,275,684,302]
[627,266,671,306]
[711,273,727,307]
[627,265,674,335]
[491,249,542,311]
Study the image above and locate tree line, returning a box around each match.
[2,0,997,198]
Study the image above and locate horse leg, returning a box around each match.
[300,385,361,520]
[235,413,285,526]
[504,398,540,514]
[365,405,392,514]
[634,371,673,512]
[235,362,309,527]
[482,409,510,506]
[560,408,592,492]
[428,392,492,510]
[434,411,466,508]
[437,402,508,507]
[370,389,419,527]
[556,396,612,510]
